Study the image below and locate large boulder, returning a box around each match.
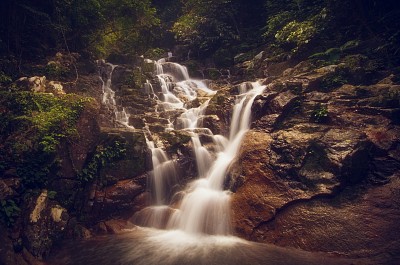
[230,73,400,260]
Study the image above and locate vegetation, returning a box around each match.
[0,92,94,188]
[78,140,126,183]
[0,199,21,226]
[0,0,398,70]
[0,0,160,60]
[311,103,328,123]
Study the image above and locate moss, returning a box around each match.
[132,67,146,88]
[0,91,95,189]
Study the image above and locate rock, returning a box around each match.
[94,219,131,234]
[250,177,400,258]
[230,84,400,258]
[28,76,46,93]
[58,98,100,178]
[90,178,146,220]
[198,115,222,134]
[131,206,176,229]
[96,128,147,183]
[252,91,299,130]
[15,76,46,92]
[23,190,68,259]
[47,81,65,95]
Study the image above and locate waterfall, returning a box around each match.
[134,56,265,235]
[98,60,134,129]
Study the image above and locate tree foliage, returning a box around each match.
[0,0,160,59]
[0,0,399,66]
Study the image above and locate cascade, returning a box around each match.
[52,58,355,265]
[134,56,265,236]
[98,60,134,129]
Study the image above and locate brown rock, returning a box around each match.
[91,179,146,220]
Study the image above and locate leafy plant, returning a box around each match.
[311,104,328,123]
[78,140,126,183]
[0,199,21,226]
[0,92,94,189]
[0,70,12,86]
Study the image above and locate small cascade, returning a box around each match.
[144,80,158,100]
[132,127,178,229]
[98,60,134,129]
[145,132,177,206]
[135,56,265,236]
[167,83,265,235]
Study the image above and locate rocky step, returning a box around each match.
[123,103,154,115]
[129,115,171,129]
[119,93,155,106]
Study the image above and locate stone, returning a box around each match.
[23,190,68,258]
[250,177,400,258]
[14,76,46,92]
[47,81,65,95]
[90,179,146,220]
[28,76,46,93]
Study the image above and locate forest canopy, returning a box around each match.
[0,0,399,67]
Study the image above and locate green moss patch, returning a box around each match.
[0,91,94,188]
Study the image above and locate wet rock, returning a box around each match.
[230,72,400,258]
[58,99,100,178]
[131,206,176,229]
[91,178,146,220]
[198,115,222,134]
[99,127,147,181]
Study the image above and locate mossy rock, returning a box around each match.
[0,91,95,189]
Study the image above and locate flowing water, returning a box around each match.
[98,60,134,129]
[48,58,362,265]
[132,57,265,236]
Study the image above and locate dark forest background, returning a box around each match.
[0,0,399,79]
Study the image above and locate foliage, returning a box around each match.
[78,140,126,183]
[0,70,12,86]
[144,48,166,60]
[172,0,238,55]
[44,62,70,80]
[0,91,93,188]
[0,199,21,226]
[0,0,161,59]
[319,67,349,91]
[311,103,328,123]
[171,0,266,58]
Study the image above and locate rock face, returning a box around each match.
[229,60,400,261]
[23,190,68,258]
[1,49,399,264]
